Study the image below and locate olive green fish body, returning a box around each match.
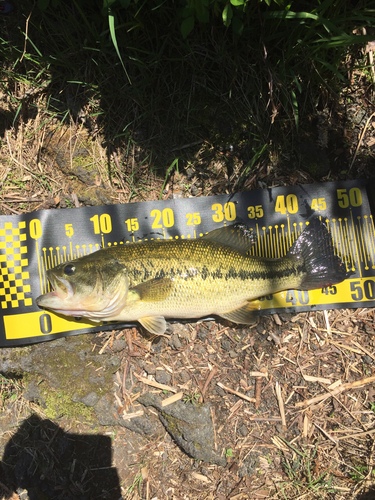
[36,220,350,335]
[102,239,302,321]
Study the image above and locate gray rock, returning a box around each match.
[238,424,248,437]
[111,339,127,352]
[155,370,171,385]
[139,393,226,466]
[94,395,161,436]
[168,334,182,350]
[221,339,232,351]
[118,411,159,436]
[363,355,372,365]
[23,381,46,407]
[104,355,121,369]
[94,396,118,426]
[190,185,199,196]
[197,329,207,341]
[143,364,156,375]
[215,386,226,397]
[72,391,99,407]
[178,370,190,384]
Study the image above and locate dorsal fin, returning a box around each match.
[201,224,256,254]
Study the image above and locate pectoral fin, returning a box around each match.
[130,277,174,302]
[139,316,167,336]
[220,301,261,325]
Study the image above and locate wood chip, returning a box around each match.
[275,382,286,428]
[217,382,256,403]
[296,374,375,408]
[303,375,332,384]
[255,377,262,409]
[352,340,375,360]
[335,427,375,441]
[314,422,338,444]
[328,379,342,390]
[249,371,268,377]
[192,472,210,483]
[122,410,144,420]
[273,313,282,325]
[161,392,184,406]
[330,341,363,354]
[134,373,177,393]
[303,414,309,437]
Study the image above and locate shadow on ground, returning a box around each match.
[0,414,121,500]
[356,488,375,500]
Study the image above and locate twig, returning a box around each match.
[314,422,338,444]
[134,372,177,393]
[20,8,33,63]
[335,428,375,442]
[349,111,375,172]
[296,374,375,408]
[122,410,144,420]
[352,340,375,361]
[275,382,287,428]
[303,375,332,384]
[255,377,262,409]
[161,392,184,407]
[201,366,218,400]
[0,203,20,215]
[122,359,129,400]
[170,140,203,152]
[249,371,268,377]
[217,382,256,403]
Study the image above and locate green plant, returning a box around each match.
[349,465,375,483]
[125,459,147,498]
[0,374,23,405]
[183,389,201,406]
[278,439,337,495]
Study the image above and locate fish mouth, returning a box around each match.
[36,272,75,308]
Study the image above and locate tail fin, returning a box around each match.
[288,218,351,290]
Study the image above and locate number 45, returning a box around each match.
[311,198,326,211]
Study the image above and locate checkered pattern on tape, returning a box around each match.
[0,222,32,308]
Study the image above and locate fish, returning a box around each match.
[36,218,350,336]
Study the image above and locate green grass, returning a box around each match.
[278,438,337,497]
[1,0,374,191]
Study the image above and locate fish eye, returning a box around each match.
[64,264,76,276]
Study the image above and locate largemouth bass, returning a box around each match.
[36,219,350,335]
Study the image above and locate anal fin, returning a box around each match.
[139,316,167,336]
[219,301,261,325]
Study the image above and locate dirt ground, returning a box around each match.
[0,43,375,500]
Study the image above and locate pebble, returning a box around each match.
[190,184,199,196]
[111,339,127,352]
[221,339,232,351]
[168,334,182,350]
[238,424,249,437]
[256,324,265,335]
[197,329,207,341]
[362,355,373,365]
[216,386,226,397]
[156,371,172,385]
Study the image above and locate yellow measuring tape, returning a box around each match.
[0,179,373,345]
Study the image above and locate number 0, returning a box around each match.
[39,313,52,334]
